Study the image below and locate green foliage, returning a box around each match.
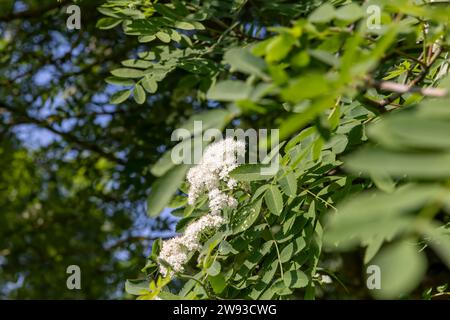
[147,165,188,216]
[2,0,449,300]
[325,94,450,298]
[112,0,450,300]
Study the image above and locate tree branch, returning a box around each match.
[0,101,127,165]
[364,46,445,108]
[368,79,448,97]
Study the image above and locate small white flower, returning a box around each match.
[208,188,237,215]
[158,237,188,277]
[321,275,333,284]
[187,138,245,213]
[159,138,244,277]
[158,214,225,277]
[227,178,238,189]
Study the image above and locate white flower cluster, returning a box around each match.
[315,273,333,284]
[187,138,245,215]
[159,214,225,277]
[158,138,245,277]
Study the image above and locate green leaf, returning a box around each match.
[138,51,156,60]
[105,77,134,86]
[111,68,144,78]
[309,49,340,68]
[110,89,130,104]
[422,224,450,268]
[218,241,237,255]
[168,195,187,208]
[97,7,121,18]
[125,279,149,296]
[229,164,276,181]
[224,48,267,78]
[364,236,384,264]
[264,185,283,215]
[283,270,308,288]
[272,278,293,296]
[328,105,341,131]
[371,241,427,299]
[96,17,122,30]
[312,137,324,161]
[208,274,227,294]
[191,21,205,30]
[282,73,330,102]
[279,172,297,197]
[141,260,157,273]
[170,30,182,42]
[141,77,158,93]
[280,237,306,263]
[150,147,177,177]
[265,34,296,63]
[133,84,146,104]
[346,148,450,178]
[206,80,252,101]
[154,3,181,20]
[370,171,396,193]
[231,200,262,234]
[122,59,153,69]
[309,4,335,23]
[279,96,336,141]
[335,4,364,22]
[156,31,171,43]
[306,200,316,219]
[369,116,450,150]
[175,109,232,139]
[207,260,221,276]
[151,238,161,258]
[284,127,316,151]
[291,50,310,68]
[259,283,276,299]
[147,165,188,216]
[138,35,156,43]
[252,185,270,201]
[324,184,444,248]
[328,134,348,154]
[174,21,196,30]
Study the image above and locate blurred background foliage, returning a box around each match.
[0,0,184,298]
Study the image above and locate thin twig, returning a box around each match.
[365,46,444,108]
[368,79,448,97]
[300,187,338,213]
[262,215,284,278]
